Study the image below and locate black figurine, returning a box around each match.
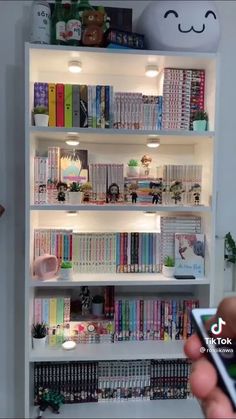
[107,183,120,203]
[170,181,185,205]
[57,182,68,203]
[189,183,201,205]
[129,183,138,204]
[149,180,163,204]
[79,286,91,316]
[37,388,64,418]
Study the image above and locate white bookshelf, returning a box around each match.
[25,43,218,418]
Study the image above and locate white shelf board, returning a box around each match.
[30,340,186,362]
[30,204,211,213]
[31,399,203,419]
[30,126,214,145]
[28,42,216,76]
[30,273,210,287]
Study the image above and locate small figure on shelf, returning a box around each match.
[141,155,152,177]
[56,182,68,203]
[129,183,139,204]
[107,183,120,203]
[149,180,163,204]
[79,286,91,316]
[189,183,201,205]
[82,10,105,47]
[170,181,185,205]
[37,388,64,419]
[80,182,93,203]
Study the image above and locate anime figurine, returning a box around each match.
[149,180,163,204]
[79,286,91,316]
[107,183,120,203]
[56,182,67,203]
[82,10,105,47]
[80,182,93,203]
[189,183,201,205]
[141,154,152,177]
[170,180,185,204]
[37,388,64,418]
[129,183,138,204]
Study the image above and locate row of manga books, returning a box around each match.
[34,359,192,405]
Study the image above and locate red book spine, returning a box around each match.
[120,232,124,273]
[56,84,65,127]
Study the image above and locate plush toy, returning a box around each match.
[82,10,105,47]
[137,1,220,52]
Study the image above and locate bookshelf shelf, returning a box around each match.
[30,340,186,362]
[30,126,214,146]
[30,273,210,288]
[30,204,212,213]
[31,399,203,419]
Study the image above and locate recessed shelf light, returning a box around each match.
[66,211,78,216]
[144,212,156,216]
[145,64,159,78]
[68,60,82,74]
[146,136,160,148]
[66,139,80,146]
[66,133,80,146]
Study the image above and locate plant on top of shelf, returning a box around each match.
[162,256,175,278]
[68,182,83,205]
[193,110,208,132]
[32,322,47,339]
[225,232,236,264]
[33,106,49,127]
[61,261,73,269]
[69,182,81,192]
[60,260,73,280]
[127,159,139,177]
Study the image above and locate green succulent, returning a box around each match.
[193,111,208,121]
[32,323,47,338]
[164,256,175,267]
[33,106,48,115]
[128,159,138,167]
[61,261,73,269]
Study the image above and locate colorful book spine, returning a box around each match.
[64,84,72,128]
[72,85,80,127]
[34,82,48,108]
[56,83,64,127]
[96,86,101,128]
[48,83,56,127]
[80,85,88,128]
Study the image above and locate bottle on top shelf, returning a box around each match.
[66,0,82,46]
[51,0,66,45]
[30,0,51,45]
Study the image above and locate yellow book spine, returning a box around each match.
[49,298,57,326]
[64,84,72,128]
[48,83,56,127]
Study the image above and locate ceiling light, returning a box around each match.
[68,60,82,73]
[66,133,79,146]
[66,211,77,216]
[66,139,79,146]
[146,136,160,148]
[145,64,159,78]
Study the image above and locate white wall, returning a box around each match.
[0,0,236,417]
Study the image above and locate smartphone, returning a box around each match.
[191,308,236,411]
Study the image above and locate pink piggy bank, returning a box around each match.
[33,254,59,280]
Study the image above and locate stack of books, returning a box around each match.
[162,68,205,130]
[34,229,73,262]
[89,163,124,203]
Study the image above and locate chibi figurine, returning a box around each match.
[107,183,120,203]
[129,183,138,204]
[189,183,201,205]
[149,180,163,204]
[170,181,185,205]
[56,182,67,203]
[37,388,64,418]
[141,155,152,177]
[79,286,91,316]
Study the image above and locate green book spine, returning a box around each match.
[64,84,72,128]
[56,297,64,324]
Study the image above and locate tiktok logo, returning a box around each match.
[211,317,226,335]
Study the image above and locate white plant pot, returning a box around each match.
[92,302,104,316]
[33,336,47,350]
[34,114,49,127]
[59,267,73,280]
[162,265,175,278]
[68,191,83,205]
[127,166,139,177]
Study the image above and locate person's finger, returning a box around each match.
[184,334,203,360]
[203,387,236,419]
[205,297,236,338]
[190,358,217,398]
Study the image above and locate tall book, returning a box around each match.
[48,83,56,127]
[64,84,72,128]
[80,85,88,128]
[60,149,88,184]
[34,82,48,108]
[56,84,65,127]
[72,85,80,127]
[175,233,205,278]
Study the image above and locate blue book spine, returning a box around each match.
[105,86,110,128]
[109,86,114,128]
[42,298,49,326]
[96,85,101,128]
[116,233,120,272]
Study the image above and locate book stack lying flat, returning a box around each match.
[162,68,205,130]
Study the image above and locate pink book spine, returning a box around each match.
[63,298,70,323]
[147,300,151,340]
[136,299,140,341]
[157,300,161,340]
[34,298,42,323]
[115,300,119,340]
[154,300,158,340]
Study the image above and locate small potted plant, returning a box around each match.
[68,182,83,205]
[60,261,73,280]
[33,106,49,127]
[162,256,175,278]
[193,111,208,132]
[91,294,104,316]
[127,159,139,177]
[32,322,47,350]
[80,182,93,203]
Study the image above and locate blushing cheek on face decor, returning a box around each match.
[137,1,220,52]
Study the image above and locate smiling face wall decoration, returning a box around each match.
[138,1,220,52]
